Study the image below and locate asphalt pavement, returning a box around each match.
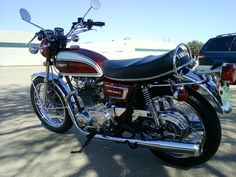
[0,66,236,177]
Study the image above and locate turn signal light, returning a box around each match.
[174,89,188,101]
[221,64,236,83]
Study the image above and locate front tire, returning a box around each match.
[30,77,72,133]
[150,91,221,167]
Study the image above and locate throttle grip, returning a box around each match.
[92,21,105,27]
[86,19,105,29]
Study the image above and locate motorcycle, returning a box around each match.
[20,0,235,167]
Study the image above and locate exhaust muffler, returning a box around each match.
[95,134,201,156]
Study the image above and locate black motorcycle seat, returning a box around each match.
[103,50,179,81]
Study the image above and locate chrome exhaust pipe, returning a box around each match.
[95,134,201,156]
[64,93,200,157]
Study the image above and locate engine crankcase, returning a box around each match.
[75,107,114,130]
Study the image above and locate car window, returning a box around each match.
[206,36,234,51]
[230,40,236,51]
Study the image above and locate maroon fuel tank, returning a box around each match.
[55,48,107,77]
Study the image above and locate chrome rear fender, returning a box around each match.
[184,69,231,114]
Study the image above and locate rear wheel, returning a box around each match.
[149,91,221,167]
[30,77,72,133]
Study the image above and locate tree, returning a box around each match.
[187,40,204,57]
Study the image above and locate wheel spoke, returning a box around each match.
[154,96,206,146]
[34,83,66,128]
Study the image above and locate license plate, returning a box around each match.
[219,85,232,105]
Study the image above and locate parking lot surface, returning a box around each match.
[0,66,236,177]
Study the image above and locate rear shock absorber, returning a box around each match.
[141,85,160,126]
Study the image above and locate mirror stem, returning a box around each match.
[82,7,92,20]
[27,21,44,30]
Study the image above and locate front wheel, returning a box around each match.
[30,77,72,133]
[150,90,221,167]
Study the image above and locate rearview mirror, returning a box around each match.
[20,8,31,22]
[90,0,101,10]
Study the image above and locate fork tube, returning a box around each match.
[42,61,50,106]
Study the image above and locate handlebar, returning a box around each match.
[27,17,105,47]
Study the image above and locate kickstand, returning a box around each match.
[71,130,97,154]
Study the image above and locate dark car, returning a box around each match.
[198,33,236,70]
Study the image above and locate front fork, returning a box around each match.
[42,61,50,106]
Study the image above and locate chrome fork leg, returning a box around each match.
[42,61,50,106]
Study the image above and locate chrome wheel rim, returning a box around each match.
[154,96,206,157]
[34,83,66,128]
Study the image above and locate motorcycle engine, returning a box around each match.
[73,78,116,131]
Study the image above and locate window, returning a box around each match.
[230,40,236,51]
[207,36,234,51]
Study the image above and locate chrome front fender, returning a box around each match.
[31,72,84,131]
[184,69,232,114]
[31,72,72,99]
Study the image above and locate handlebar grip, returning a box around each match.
[92,21,105,27]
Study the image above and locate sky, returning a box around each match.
[0,0,236,44]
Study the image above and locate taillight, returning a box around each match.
[221,64,236,83]
[173,89,188,101]
[198,53,205,59]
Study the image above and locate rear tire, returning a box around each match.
[30,77,72,133]
[150,92,221,167]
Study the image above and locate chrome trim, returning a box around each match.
[104,60,194,82]
[58,72,101,77]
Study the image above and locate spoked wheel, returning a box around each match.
[30,77,72,133]
[149,91,221,167]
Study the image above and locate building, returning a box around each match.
[0,30,177,66]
